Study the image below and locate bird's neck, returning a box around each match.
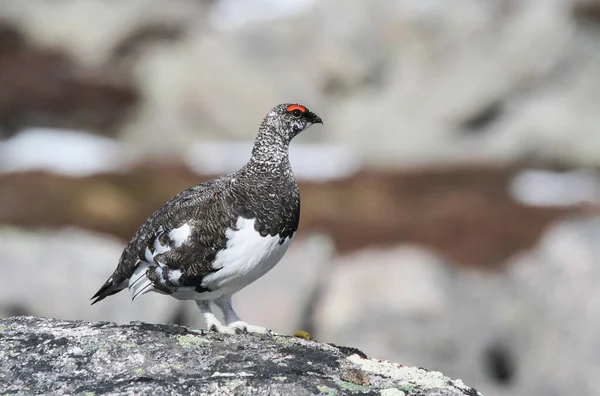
[246,125,291,174]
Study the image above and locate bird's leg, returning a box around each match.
[215,296,275,335]
[196,300,236,334]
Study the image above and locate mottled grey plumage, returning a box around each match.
[91,104,322,335]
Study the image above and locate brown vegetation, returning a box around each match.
[0,163,591,270]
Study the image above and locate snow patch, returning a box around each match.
[510,169,600,207]
[210,0,317,30]
[0,128,123,176]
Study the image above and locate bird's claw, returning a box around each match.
[208,323,236,335]
[234,326,246,334]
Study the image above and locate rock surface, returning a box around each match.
[315,216,600,396]
[0,316,480,396]
[0,23,138,138]
[3,0,600,166]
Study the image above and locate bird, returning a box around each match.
[91,103,323,335]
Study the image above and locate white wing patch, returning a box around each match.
[128,223,191,301]
[169,223,192,247]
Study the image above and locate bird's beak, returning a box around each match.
[309,112,323,125]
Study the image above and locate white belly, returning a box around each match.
[193,217,293,300]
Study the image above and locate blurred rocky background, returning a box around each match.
[1,0,600,395]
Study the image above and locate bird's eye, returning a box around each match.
[290,109,303,118]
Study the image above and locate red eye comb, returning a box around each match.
[286,105,306,113]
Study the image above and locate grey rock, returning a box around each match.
[314,246,475,380]
[315,216,600,396]
[503,216,600,396]
[4,0,600,167]
[0,316,480,396]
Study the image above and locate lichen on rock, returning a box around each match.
[0,316,480,395]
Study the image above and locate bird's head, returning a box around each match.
[263,103,323,141]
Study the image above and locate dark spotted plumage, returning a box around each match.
[91,104,322,313]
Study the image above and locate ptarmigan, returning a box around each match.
[91,103,322,335]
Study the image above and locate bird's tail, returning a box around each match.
[90,275,127,305]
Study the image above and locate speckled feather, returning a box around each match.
[91,103,321,304]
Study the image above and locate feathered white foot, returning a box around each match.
[195,300,236,334]
[228,321,275,335]
[196,297,276,336]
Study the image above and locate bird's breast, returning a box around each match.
[199,216,293,296]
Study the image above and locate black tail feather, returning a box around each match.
[90,277,125,305]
